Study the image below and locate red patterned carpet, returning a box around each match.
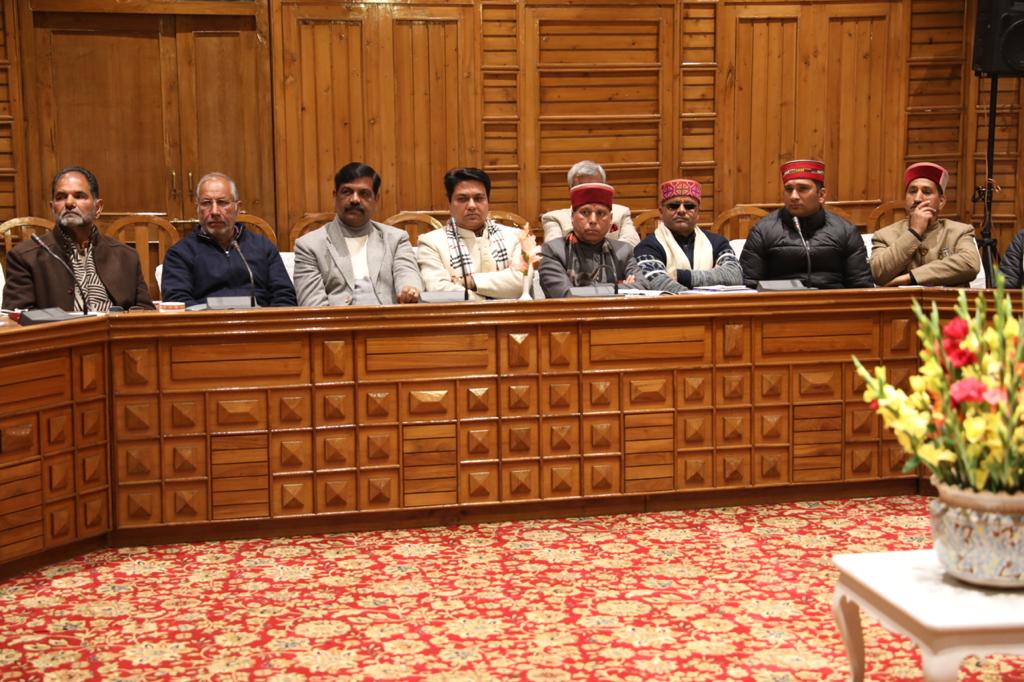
[1,496,1022,680]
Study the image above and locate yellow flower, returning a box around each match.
[916,442,956,468]
[962,416,987,444]
[1005,316,1019,338]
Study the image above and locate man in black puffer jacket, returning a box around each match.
[740,159,874,289]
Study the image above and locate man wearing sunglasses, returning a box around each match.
[634,179,742,291]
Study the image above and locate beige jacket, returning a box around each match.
[541,204,639,246]
[870,218,979,287]
[416,223,525,300]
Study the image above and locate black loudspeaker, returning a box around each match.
[973,0,1024,75]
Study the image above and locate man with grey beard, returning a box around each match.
[3,166,153,311]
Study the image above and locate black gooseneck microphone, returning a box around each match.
[792,216,812,285]
[456,245,471,301]
[230,239,257,308]
[31,233,89,313]
[601,240,619,295]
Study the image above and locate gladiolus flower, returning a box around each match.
[946,347,976,368]
[983,386,1007,407]
[949,377,986,406]
[943,317,969,344]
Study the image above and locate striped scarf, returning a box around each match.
[445,218,510,275]
[55,226,111,312]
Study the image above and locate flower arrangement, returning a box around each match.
[512,227,542,274]
[853,273,1024,494]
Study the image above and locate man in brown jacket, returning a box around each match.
[870,162,980,287]
[3,166,153,311]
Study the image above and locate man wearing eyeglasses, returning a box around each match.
[634,179,742,291]
[161,172,296,307]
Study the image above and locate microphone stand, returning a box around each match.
[793,216,812,285]
[601,240,618,294]
[457,253,471,301]
[976,74,999,288]
[231,239,257,308]
[31,233,89,313]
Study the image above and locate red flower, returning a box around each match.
[943,317,969,343]
[949,377,986,406]
[945,347,977,368]
[869,400,879,410]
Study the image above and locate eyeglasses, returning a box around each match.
[665,201,698,211]
[198,198,236,211]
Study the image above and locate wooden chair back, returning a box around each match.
[712,205,769,239]
[0,216,55,269]
[867,200,907,233]
[631,209,663,239]
[287,212,334,249]
[384,211,445,245]
[823,203,858,228]
[489,210,531,234]
[236,213,277,244]
[106,215,181,299]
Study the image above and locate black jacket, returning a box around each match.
[739,208,874,289]
[1000,230,1024,289]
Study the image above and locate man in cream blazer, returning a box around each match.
[417,167,525,301]
[293,162,421,306]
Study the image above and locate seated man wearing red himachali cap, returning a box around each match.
[634,178,743,291]
[739,159,874,289]
[538,182,654,298]
[870,162,980,287]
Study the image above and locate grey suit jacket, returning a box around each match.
[293,217,422,306]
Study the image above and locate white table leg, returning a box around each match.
[832,587,865,682]
[920,648,962,682]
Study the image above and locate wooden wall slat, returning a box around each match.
[2,0,1021,254]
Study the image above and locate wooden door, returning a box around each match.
[522,5,677,220]
[274,2,478,236]
[717,0,906,214]
[27,13,181,219]
[176,15,276,225]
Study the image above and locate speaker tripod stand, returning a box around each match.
[974,74,1000,289]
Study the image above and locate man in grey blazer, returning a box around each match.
[293,162,422,306]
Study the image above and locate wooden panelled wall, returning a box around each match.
[0,0,1022,250]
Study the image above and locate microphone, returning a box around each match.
[31,233,89,313]
[792,216,812,285]
[601,240,618,294]
[456,249,471,301]
[230,239,257,308]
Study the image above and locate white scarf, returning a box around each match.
[654,224,714,279]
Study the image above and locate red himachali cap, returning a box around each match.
[780,159,825,184]
[660,179,702,203]
[571,182,614,211]
[904,162,949,193]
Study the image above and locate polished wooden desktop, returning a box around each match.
[0,289,951,575]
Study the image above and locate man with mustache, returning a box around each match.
[293,162,421,306]
[869,162,980,287]
[541,160,639,246]
[417,167,525,300]
[3,166,154,311]
[634,178,742,291]
[538,182,651,297]
[739,159,874,289]
[161,172,296,307]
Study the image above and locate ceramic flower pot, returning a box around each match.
[929,477,1024,588]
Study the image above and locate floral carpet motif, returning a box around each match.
[1,496,1022,681]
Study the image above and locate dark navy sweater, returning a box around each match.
[160,225,296,307]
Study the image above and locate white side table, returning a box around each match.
[832,550,1024,681]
